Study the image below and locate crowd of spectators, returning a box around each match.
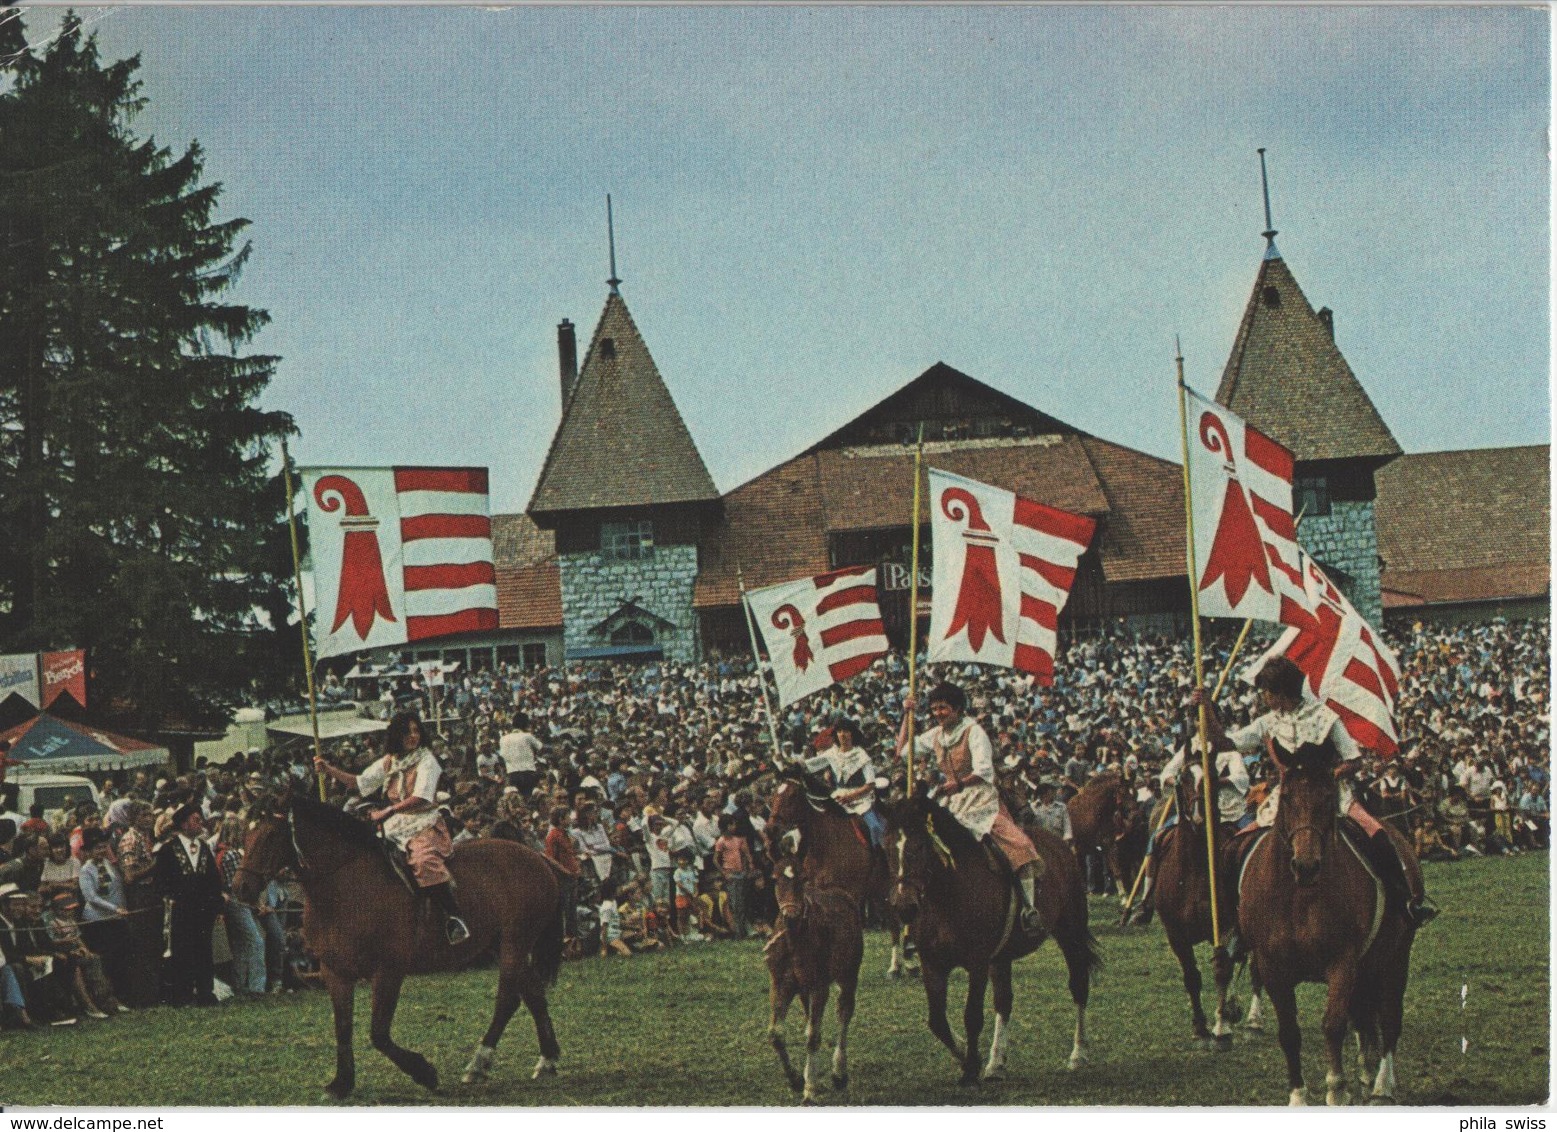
[0,615,1546,1033]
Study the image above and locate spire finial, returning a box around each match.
[606,194,621,295]
[1257,148,1278,248]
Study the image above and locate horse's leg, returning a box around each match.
[1243,955,1266,1032]
[959,963,989,1086]
[1321,963,1357,1106]
[1371,950,1410,1102]
[886,918,905,979]
[1266,977,1307,1105]
[1167,926,1211,1044]
[1055,924,1092,1069]
[513,963,562,1078]
[767,959,804,1095]
[321,968,357,1100]
[369,967,439,1092]
[462,946,524,1084]
[920,960,965,1066]
[802,981,830,1104]
[831,955,858,1090]
[982,958,1013,1080]
[1210,945,1235,1047]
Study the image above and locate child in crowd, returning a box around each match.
[672,850,703,942]
[597,877,632,958]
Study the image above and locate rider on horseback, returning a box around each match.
[314,711,472,944]
[1191,657,1438,928]
[804,718,887,848]
[897,681,1044,935]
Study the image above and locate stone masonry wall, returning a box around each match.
[1298,499,1383,629]
[559,543,700,662]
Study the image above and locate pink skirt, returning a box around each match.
[406,820,453,887]
[990,806,1039,871]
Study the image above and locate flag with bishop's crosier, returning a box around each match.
[1247,551,1403,755]
[926,468,1096,683]
[745,566,890,708]
[1184,385,1307,625]
[301,467,499,660]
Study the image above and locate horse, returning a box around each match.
[766,770,912,977]
[887,792,1101,1085]
[1150,773,1245,1047]
[1067,771,1141,898]
[763,856,864,1104]
[1238,743,1421,1105]
[232,793,566,1100]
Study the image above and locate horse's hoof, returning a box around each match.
[1368,1093,1395,1105]
[1326,1091,1351,1107]
[321,1079,354,1102]
[983,1065,1007,1082]
[1243,1020,1265,1033]
[959,1074,980,1088]
[461,1068,487,1085]
[785,1072,804,1094]
[532,1058,559,1079]
[1067,1053,1089,1071]
[831,1073,849,1091]
[1289,1089,1309,1107]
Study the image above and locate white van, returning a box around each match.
[7,772,102,820]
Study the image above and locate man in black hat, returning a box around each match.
[153,803,225,1005]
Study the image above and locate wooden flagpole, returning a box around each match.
[1176,344,1223,949]
[280,438,327,802]
[904,422,926,792]
[738,565,785,766]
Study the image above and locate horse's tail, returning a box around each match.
[531,870,567,988]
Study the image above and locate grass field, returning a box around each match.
[1,852,1547,1107]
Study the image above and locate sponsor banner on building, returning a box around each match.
[0,652,40,707]
[41,649,87,709]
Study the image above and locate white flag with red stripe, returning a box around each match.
[745,566,889,708]
[926,468,1096,683]
[1184,386,1308,624]
[302,466,498,660]
[1247,553,1403,755]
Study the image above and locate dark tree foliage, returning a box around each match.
[0,12,296,731]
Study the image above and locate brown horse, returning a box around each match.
[888,793,1101,1085]
[233,794,565,1100]
[1151,774,1244,1046]
[766,771,911,976]
[1239,744,1420,1105]
[1068,771,1141,898]
[763,858,864,1104]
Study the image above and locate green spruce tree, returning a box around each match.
[0,12,295,730]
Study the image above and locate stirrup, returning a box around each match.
[446,916,472,945]
[1406,900,1439,928]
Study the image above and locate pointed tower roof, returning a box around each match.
[1215,253,1401,464]
[527,292,719,521]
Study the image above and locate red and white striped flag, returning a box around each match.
[745,566,889,707]
[302,466,498,660]
[1184,386,1307,625]
[926,468,1096,683]
[1247,553,1403,755]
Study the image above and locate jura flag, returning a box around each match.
[745,566,889,708]
[926,468,1096,683]
[1247,554,1403,755]
[302,467,498,660]
[1184,386,1306,624]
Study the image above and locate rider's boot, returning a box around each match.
[1018,866,1042,934]
[1367,830,1437,928]
[428,881,472,944]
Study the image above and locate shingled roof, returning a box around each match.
[1375,445,1549,607]
[527,293,719,520]
[1216,251,1401,464]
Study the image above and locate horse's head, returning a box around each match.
[773,857,805,925]
[884,793,956,924]
[1274,744,1340,885]
[765,778,809,861]
[232,799,296,904]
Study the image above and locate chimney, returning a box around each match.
[557,319,578,405]
[1317,306,1334,339]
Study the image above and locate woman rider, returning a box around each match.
[804,718,887,847]
[314,711,470,944]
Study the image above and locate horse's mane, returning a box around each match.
[290,794,382,851]
[901,795,982,859]
[778,767,852,821]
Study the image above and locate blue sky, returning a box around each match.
[13,5,1551,512]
